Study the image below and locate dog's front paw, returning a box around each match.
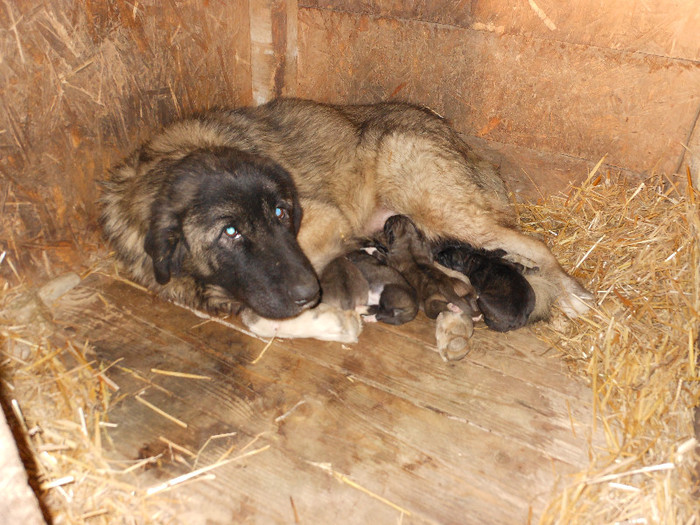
[241,304,362,343]
[435,310,474,362]
[309,303,363,342]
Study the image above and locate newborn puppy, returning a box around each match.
[382,215,479,361]
[346,249,418,325]
[320,255,369,312]
[435,244,536,332]
[320,247,418,325]
[382,215,478,319]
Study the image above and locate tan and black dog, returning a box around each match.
[101,98,592,345]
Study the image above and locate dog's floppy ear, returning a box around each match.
[144,203,186,285]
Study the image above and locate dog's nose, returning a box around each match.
[289,280,321,309]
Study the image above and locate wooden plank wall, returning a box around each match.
[0,1,252,280]
[2,0,699,282]
[289,1,700,195]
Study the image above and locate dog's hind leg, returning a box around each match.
[435,310,473,361]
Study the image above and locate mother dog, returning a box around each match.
[101,98,592,342]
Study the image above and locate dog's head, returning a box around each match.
[143,148,320,319]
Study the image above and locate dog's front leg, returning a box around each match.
[240,304,363,343]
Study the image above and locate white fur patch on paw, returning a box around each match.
[435,310,474,362]
[242,304,362,343]
[366,287,382,306]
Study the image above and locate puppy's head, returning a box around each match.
[144,148,320,319]
[382,214,419,247]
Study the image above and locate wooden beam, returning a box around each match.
[249,0,298,103]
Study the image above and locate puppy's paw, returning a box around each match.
[242,304,362,343]
[435,311,474,362]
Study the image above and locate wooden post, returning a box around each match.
[249,0,298,104]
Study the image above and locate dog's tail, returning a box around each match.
[523,271,560,323]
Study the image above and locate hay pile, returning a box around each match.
[519,165,700,523]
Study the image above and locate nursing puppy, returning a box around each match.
[435,244,536,332]
[382,215,480,360]
[101,98,592,347]
[320,247,418,325]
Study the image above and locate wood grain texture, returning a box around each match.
[296,7,700,193]
[301,0,700,61]
[49,273,600,523]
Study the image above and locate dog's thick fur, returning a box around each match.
[101,98,592,341]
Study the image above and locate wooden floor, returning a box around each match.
[49,273,598,524]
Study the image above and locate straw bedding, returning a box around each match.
[1,164,698,523]
[521,166,700,523]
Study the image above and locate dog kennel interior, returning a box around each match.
[1,2,699,523]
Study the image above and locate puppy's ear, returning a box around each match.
[144,204,185,285]
[383,219,397,245]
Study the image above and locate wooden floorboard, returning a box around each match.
[48,273,599,524]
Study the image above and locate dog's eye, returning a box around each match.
[275,207,288,220]
[223,225,240,239]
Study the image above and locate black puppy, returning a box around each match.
[320,246,418,325]
[434,244,536,332]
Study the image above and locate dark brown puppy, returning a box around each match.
[319,255,369,312]
[382,215,478,320]
[435,244,536,332]
[381,215,479,360]
[320,247,418,325]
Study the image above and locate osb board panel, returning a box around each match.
[296,7,700,187]
[0,1,251,276]
[301,0,700,61]
[49,273,599,523]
